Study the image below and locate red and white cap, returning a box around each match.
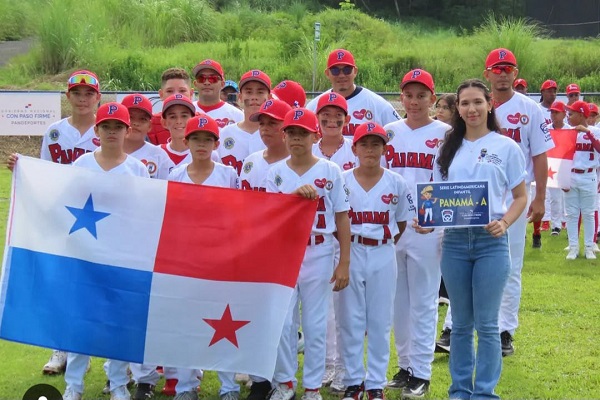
[121,93,152,117]
[540,80,557,91]
[272,80,306,108]
[239,70,271,91]
[353,122,389,145]
[68,70,100,92]
[282,108,319,133]
[192,59,224,79]
[249,99,293,122]
[485,48,517,68]
[401,69,435,93]
[588,103,599,115]
[96,102,130,127]
[185,114,220,140]
[316,92,348,115]
[513,78,527,88]
[327,49,356,68]
[566,83,580,95]
[162,94,195,118]
[549,101,566,113]
[566,100,590,118]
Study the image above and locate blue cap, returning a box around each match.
[223,80,239,92]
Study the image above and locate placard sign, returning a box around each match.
[0,92,61,136]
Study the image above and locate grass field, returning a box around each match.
[0,168,599,399]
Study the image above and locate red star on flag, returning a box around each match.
[203,304,250,347]
[548,167,556,180]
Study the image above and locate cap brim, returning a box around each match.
[239,78,270,91]
[283,123,318,133]
[96,116,130,127]
[400,80,434,93]
[68,83,99,92]
[162,100,195,117]
[126,105,152,117]
[353,132,389,145]
[249,110,284,122]
[193,65,223,79]
[185,130,219,140]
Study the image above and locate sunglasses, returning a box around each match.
[329,66,354,76]
[487,65,516,75]
[568,93,579,98]
[68,73,98,86]
[197,74,221,84]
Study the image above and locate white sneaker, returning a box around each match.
[566,247,579,260]
[269,383,296,400]
[42,350,67,374]
[110,385,131,400]
[585,247,597,259]
[564,245,570,251]
[329,368,345,394]
[63,389,82,400]
[593,243,600,253]
[301,391,322,400]
[322,365,335,386]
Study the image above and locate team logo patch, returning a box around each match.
[425,138,439,148]
[391,195,399,205]
[386,130,395,141]
[442,209,454,223]
[215,118,230,128]
[343,185,350,199]
[506,113,521,125]
[314,178,327,189]
[224,137,235,149]
[92,138,100,146]
[478,148,488,161]
[49,129,60,141]
[381,193,393,204]
[146,161,157,175]
[519,114,529,125]
[325,180,333,190]
[243,162,253,174]
[274,174,282,187]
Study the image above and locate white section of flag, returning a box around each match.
[547,157,572,190]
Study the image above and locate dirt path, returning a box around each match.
[0,38,34,67]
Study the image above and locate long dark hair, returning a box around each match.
[436,79,501,180]
[435,93,457,114]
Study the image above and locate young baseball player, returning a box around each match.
[566,83,581,106]
[547,101,570,236]
[564,101,600,260]
[192,59,243,129]
[306,49,400,137]
[338,122,412,400]
[167,114,238,400]
[384,69,448,398]
[62,102,150,400]
[218,70,271,175]
[267,108,351,400]
[148,68,195,145]
[121,93,174,180]
[539,80,558,125]
[513,78,528,95]
[160,94,197,166]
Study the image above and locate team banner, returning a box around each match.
[0,156,317,379]
[547,129,578,190]
[416,181,490,228]
[0,92,61,136]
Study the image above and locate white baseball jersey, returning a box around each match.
[73,152,150,178]
[432,132,527,220]
[572,126,600,170]
[538,103,552,126]
[495,92,554,183]
[343,168,413,240]
[312,137,357,171]
[266,158,349,235]
[239,150,287,192]
[168,162,238,188]
[195,101,244,130]
[40,118,99,164]
[129,142,175,179]
[217,124,266,176]
[307,87,400,137]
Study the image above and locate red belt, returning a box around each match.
[307,235,325,246]
[351,235,388,246]
[571,168,594,174]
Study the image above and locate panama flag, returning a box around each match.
[0,156,316,379]
[547,129,578,190]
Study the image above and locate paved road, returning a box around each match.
[0,38,34,67]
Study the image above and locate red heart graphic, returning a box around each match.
[425,138,439,148]
[343,161,355,170]
[216,118,230,128]
[381,193,393,204]
[92,138,100,146]
[140,159,148,166]
[314,178,327,189]
[353,109,366,120]
[507,113,520,124]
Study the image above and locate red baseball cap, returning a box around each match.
[316,92,348,115]
[589,103,599,115]
[249,99,293,122]
[566,100,590,118]
[327,49,356,69]
[272,80,306,108]
[401,69,435,93]
[121,93,152,117]
[162,94,195,118]
[185,114,220,140]
[239,70,271,91]
[513,78,527,89]
[96,102,130,127]
[566,83,581,95]
[282,108,319,133]
[549,101,566,113]
[192,59,224,80]
[485,48,517,68]
[540,80,557,91]
[68,70,100,92]
[353,122,389,145]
